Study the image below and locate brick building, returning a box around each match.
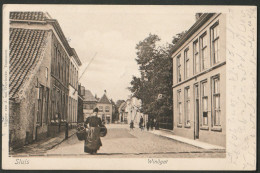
[172,13,226,147]
[77,84,85,123]
[9,12,81,149]
[96,91,112,124]
[68,48,82,127]
[83,89,98,121]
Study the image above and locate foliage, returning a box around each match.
[129,32,185,120]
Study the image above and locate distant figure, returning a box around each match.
[84,108,103,154]
[146,120,150,131]
[130,120,134,130]
[139,116,144,131]
[154,118,159,130]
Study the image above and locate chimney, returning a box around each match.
[195,13,203,21]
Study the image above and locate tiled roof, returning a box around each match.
[84,90,97,102]
[9,28,49,99]
[10,11,49,21]
[98,94,111,104]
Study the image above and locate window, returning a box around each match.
[61,57,63,83]
[201,81,208,126]
[37,85,44,125]
[99,106,103,112]
[64,61,67,84]
[185,87,191,127]
[63,58,66,83]
[45,88,49,123]
[200,33,208,69]
[71,65,75,87]
[58,51,61,79]
[67,63,69,85]
[52,46,56,74]
[194,40,199,74]
[105,106,110,112]
[90,104,95,110]
[45,67,48,80]
[76,70,78,88]
[177,90,182,125]
[74,67,76,88]
[212,76,221,126]
[53,46,57,75]
[211,22,219,64]
[177,55,181,82]
[184,49,190,79]
[74,67,76,87]
[51,88,56,120]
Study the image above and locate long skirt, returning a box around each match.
[84,127,102,153]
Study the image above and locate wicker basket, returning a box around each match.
[76,130,86,141]
[76,123,86,141]
[100,125,107,137]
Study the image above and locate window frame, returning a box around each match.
[105,106,110,112]
[211,21,220,65]
[211,74,222,131]
[200,32,208,70]
[176,55,181,83]
[184,48,190,79]
[99,106,103,112]
[177,90,182,127]
[184,86,191,128]
[193,40,200,74]
[37,85,44,125]
[200,80,209,128]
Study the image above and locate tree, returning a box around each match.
[129,32,186,128]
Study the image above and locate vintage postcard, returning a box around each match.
[2,4,256,170]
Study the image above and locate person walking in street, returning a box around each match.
[84,108,103,154]
[146,120,150,131]
[139,116,144,131]
[130,120,134,130]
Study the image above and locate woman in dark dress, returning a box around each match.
[84,108,102,154]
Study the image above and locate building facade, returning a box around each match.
[8,11,81,149]
[83,89,98,121]
[77,84,85,123]
[118,101,127,123]
[124,97,144,126]
[172,13,226,147]
[96,91,112,124]
[68,48,82,127]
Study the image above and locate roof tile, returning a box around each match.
[98,94,111,104]
[10,11,49,21]
[83,90,97,102]
[9,28,48,99]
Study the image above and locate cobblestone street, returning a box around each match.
[43,124,225,158]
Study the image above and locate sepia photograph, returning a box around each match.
[2,4,256,170]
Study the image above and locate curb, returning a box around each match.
[148,130,225,151]
[48,130,77,150]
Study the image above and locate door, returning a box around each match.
[194,84,199,139]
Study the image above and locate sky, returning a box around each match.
[6,5,196,101]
